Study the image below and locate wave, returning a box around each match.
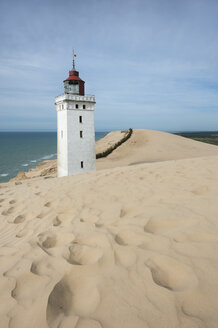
[0,154,56,180]
[41,153,57,160]
[19,154,56,169]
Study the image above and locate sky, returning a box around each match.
[0,0,218,132]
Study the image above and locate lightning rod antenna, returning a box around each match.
[72,49,76,71]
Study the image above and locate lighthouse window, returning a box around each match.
[79,116,82,123]
[83,105,86,109]
[76,104,79,109]
[80,131,83,138]
[81,161,84,168]
[61,130,63,139]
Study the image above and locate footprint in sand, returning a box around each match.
[38,232,74,250]
[66,243,103,265]
[145,255,198,291]
[37,210,50,219]
[14,215,25,224]
[16,229,30,238]
[47,272,100,326]
[7,207,14,214]
[44,202,51,208]
[119,207,137,218]
[80,215,99,223]
[120,208,126,218]
[95,223,103,228]
[115,230,147,246]
[191,185,209,195]
[9,200,16,204]
[37,213,45,219]
[144,217,196,235]
[2,207,15,216]
[75,233,111,249]
[30,257,61,276]
[38,232,57,249]
[53,216,61,226]
[0,199,4,203]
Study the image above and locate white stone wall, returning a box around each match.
[67,110,96,175]
[55,95,96,177]
[57,110,68,177]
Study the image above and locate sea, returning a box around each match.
[0,132,107,183]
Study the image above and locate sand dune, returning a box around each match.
[96,129,218,169]
[1,130,218,327]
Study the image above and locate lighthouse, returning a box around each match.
[55,54,96,177]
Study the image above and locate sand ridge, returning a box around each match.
[0,148,218,327]
[96,129,218,170]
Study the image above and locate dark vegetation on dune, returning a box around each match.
[95,130,218,161]
[175,132,218,146]
[96,128,133,159]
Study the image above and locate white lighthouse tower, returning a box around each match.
[55,54,96,177]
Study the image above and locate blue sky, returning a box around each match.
[0,0,218,132]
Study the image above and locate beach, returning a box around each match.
[1,129,218,327]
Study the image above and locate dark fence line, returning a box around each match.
[96,128,133,159]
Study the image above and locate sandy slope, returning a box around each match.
[96,129,218,169]
[1,130,218,327]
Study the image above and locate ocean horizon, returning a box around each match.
[0,132,108,183]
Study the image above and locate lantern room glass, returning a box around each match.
[64,81,79,95]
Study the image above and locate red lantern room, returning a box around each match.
[64,53,85,96]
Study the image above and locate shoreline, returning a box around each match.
[8,130,130,183]
[0,131,108,184]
